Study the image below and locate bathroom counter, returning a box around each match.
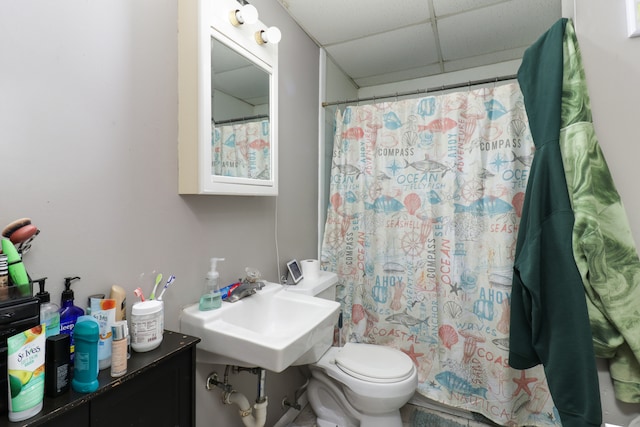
[4,330,200,427]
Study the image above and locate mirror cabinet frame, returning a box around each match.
[178,0,279,195]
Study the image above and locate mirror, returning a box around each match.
[211,37,271,181]
[178,0,278,196]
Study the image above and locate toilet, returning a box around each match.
[286,271,418,427]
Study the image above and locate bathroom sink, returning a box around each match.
[179,282,341,372]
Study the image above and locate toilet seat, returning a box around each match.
[334,343,415,383]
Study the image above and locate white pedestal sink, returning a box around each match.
[179,281,341,372]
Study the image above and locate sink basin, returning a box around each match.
[179,281,341,372]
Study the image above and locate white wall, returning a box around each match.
[0,0,319,426]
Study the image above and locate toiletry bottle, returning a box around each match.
[45,334,70,397]
[34,277,60,338]
[71,318,99,393]
[199,257,224,311]
[110,321,128,377]
[109,285,127,321]
[59,276,85,362]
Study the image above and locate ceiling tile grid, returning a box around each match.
[275,0,561,87]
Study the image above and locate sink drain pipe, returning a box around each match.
[206,366,268,427]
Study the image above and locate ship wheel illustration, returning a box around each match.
[400,231,424,257]
[460,178,485,202]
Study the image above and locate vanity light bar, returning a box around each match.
[229,3,259,26]
[255,26,282,45]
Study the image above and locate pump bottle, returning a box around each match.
[199,257,224,311]
[33,277,60,338]
[59,276,85,362]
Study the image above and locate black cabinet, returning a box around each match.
[5,330,200,427]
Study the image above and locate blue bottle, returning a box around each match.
[71,317,99,393]
[59,276,85,363]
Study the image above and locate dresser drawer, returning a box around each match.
[0,297,39,327]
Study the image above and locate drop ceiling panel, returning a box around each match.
[277,0,432,46]
[443,47,526,73]
[275,0,562,88]
[326,24,438,80]
[432,0,511,18]
[437,0,560,61]
[354,63,444,88]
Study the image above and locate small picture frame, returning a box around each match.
[627,0,640,38]
[286,259,304,284]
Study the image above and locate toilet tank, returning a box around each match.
[286,271,339,366]
[285,271,338,300]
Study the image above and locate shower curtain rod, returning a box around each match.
[213,114,269,125]
[321,73,517,108]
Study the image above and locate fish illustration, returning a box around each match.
[454,197,513,216]
[341,127,365,140]
[385,309,429,328]
[375,171,392,181]
[492,337,509,351]
[365,196,404,214]
[478,168,496,179]
[418,117,457,133]
[435,371,488,398]
[512,150,534,167]
[383,262,405,273]
[332,160,362,179]
[403,158,452,177]
[248,139,269,150]
[484,99,508,120]
[428,190,442,204]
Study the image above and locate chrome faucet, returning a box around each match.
[228,280,265,302]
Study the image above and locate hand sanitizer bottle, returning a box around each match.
[34,277,60,338]
[199,258,224,311]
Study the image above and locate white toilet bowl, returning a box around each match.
[307,342,418,427]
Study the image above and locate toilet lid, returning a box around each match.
[334,343,415,383]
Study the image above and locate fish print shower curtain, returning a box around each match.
[321,83,562,426]
[212,120,270,179]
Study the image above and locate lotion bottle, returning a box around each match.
[59,276,85,362]
[34,277,60,338]
[199,257,224,311]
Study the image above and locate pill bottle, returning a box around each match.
[130,300,163,352]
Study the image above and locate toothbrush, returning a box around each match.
[157,275,176,301]
[149,273,162,300]
[134,287,146,302]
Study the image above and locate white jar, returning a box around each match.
[130,300,164,352]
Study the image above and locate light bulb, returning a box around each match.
[239,4,259,25]
[229,4,258,26]
[255,26,282,45]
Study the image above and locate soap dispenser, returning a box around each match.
[34,277,60,338]
[199,258,224,311]
[59,276,85,362]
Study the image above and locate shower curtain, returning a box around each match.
[212,120,270,179]
[321,84,561,426]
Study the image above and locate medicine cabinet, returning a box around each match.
[178,0,278,195]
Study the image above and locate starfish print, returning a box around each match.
[449,282,461,296]
[401,344,424,366]
[512,370,537,397]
